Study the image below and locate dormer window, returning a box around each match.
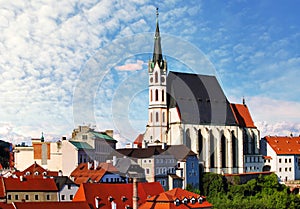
[198,196,203,204]
[25,171,30,176]
[34,171,39,176]
[108,196,114,202]
[174,198,180,206]
[182,197,188,204]
[42,171,47,176]
[121,196,127,202]
[190,197,196,204]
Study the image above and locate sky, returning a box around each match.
[0,0,299,147]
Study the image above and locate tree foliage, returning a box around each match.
[200,173,300,209]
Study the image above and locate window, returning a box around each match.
[150,90,152,102]
[279,158,282,163]
[285,159,287,163]
[61,195,65,201]
[289,167,292,171]
[25,195,29,200]
[149,160,151,163]
[155,72,158,83]
[46,194,50,200]
[35,195,39,200]
[82,135,87,140]
[162,112,165,123]
[289,158,292,163]
[279,168,282,172]
[68,185,71,190]
[191,162,194,168]
[70,195,73,200]
[162,90,164,102]
[155,89,158,101]
[7,195,11,200]
[146,168,150,175]
[150,112,152,123]
[156,112,159,122]
[285,167,288,171]
[15,195,18,200]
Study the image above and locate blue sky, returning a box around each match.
[0,0,299,146]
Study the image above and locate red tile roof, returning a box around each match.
[0,203,14,209]
[73,182,164,209]
[133,134,144,148]
[0,177,5,199]
[17,163,58,178]
[263,156,272,160]
[230,104,256,128]
[13,201,90,209]
[3,177,58,191]
[139,188,212,209]
[264,136,300,155]
[70,162,119,184]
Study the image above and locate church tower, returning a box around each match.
[144,9,168,144]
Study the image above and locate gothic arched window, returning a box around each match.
[162,112,165,123]
[162,89,165,102]
[150,90,153,102]
[155,89,158,101]
[156,112,159,122]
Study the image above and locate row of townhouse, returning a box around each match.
[0,162,213,208]
[0,181,212,209]
[14,125,117,176]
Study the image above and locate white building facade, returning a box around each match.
[261,136,300,182]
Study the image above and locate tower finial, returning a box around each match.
[153,8,163,63]
[41,132,44,142]
[242,96,245,105]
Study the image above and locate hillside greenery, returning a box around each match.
[187,173,300,209]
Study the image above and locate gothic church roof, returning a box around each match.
[167,71,237,126]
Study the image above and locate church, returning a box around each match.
[138,10,263,174]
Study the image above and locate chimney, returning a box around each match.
[61,136,66,140]
[94,160,99,170]
[112,156,117,166]
[105,130,114,138]
[162,142,166,150]
[20,175,23,182]
[95,196,100,209]
[133,178,139,209]
[58,170,63,176]
[87,162,92,170]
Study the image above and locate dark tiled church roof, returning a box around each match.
[167,71,237,126]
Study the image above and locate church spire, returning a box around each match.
[153,8,163,64]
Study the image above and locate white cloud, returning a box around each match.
[115,60,145,71]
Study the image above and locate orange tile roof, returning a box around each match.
[13,201,90,209]
[263,156,272,160]
[139,188,212,209]
[230,103,256,128]
[264,136,300,155]
[3,178,58,191]
[18,163,58,178]
[133,134,144,148]
[70,162,118,184]
[73,182,164,209]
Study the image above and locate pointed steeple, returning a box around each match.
[41,132,44,142]
[153,8,163,64]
